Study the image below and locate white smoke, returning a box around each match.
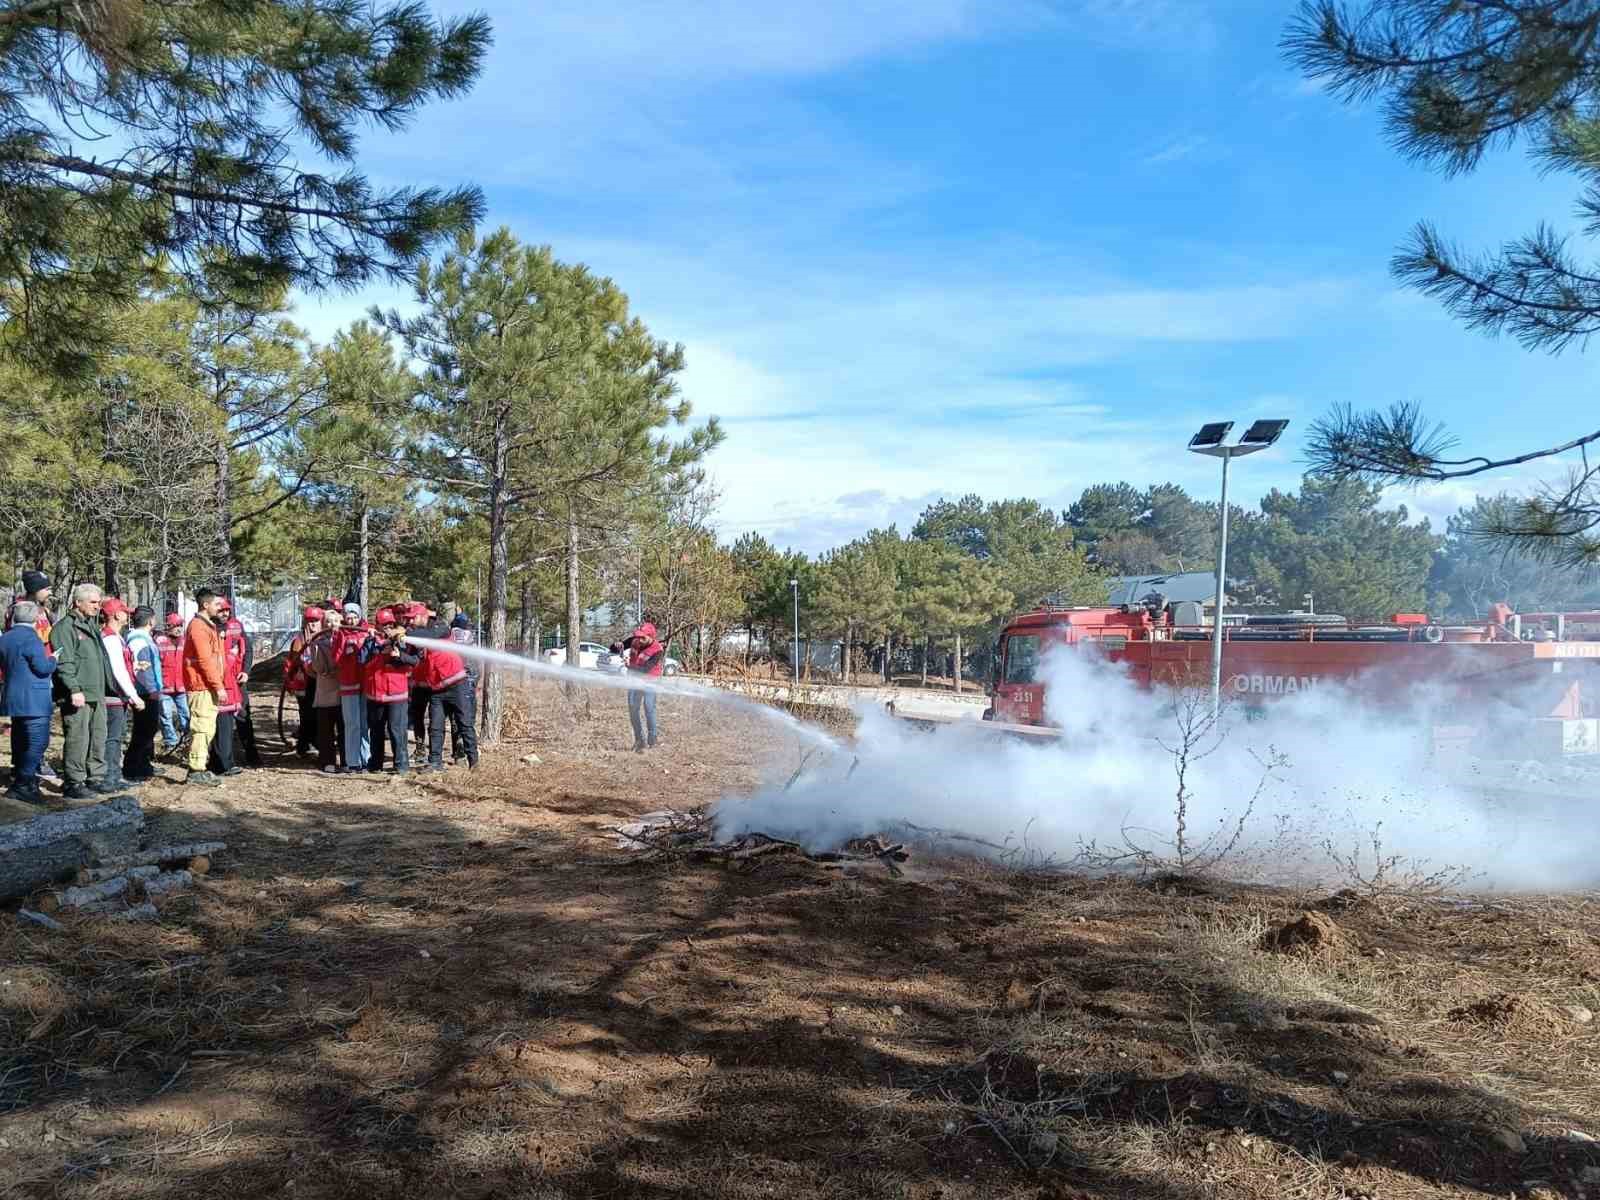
[714,644,1599,890]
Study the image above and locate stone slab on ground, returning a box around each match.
[0,796,145,902]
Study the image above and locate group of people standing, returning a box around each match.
[282,599,479,777]
[0,575,259,807]
[0,570,664,811]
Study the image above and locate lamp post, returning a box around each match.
[789,579,800,687]
[1188,418,1289,718]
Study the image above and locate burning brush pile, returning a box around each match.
[611,808,913,877]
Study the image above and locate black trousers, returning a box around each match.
[208,711,235,774]
[315,705,340,769]
[429,681,478,767]
[452,675,479,760]
[295,691,316,755]
[124,695,160,779]
[409,687,431,744]
[103,704,129,788]
[368,700,409,774]
[236,693,261,766]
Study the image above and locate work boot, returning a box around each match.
[93,779,122,795]
[62,782,95,801]
[222,766,243,777]
[184,770,221,788]
[4,783,39,808]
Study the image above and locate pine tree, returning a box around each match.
[914,495,1104,612]
[814,538,899,684]
[1286,1,1600,566]
[385,229,719,740]
[1230,477,1443,616]
[0,0,490,376]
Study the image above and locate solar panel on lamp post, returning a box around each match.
[1188,418,1289,718]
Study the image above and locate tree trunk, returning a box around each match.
[518,574,532,651]
[103,520,120,597]
[564,500,581,666]
[481,421,510,743]
[156,522,172,609]
[745,624,753,669]
[921,636,930,686]
[955,631,963,694]
[212,436,232,576]
[354,501,371,611]
[884,630,892,683]
[844,622,853,684]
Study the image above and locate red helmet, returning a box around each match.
[375,607,399,628]
[164,612,183,628]
[304,606,325,622]
[217,598,232,614]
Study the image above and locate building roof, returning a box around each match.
[1107,571,1218,606]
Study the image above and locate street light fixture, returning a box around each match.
[789,579,800,687]
[1188,417,1289,717]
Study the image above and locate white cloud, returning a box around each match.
[1142,134,1214,167]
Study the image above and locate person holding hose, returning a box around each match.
[411,605,477,772]
[360,608,420,776]
[308,607,345,772]
[624,621,665,752]
[285,607,322,759]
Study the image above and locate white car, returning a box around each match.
[542,642,607,670]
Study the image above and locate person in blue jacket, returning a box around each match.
[1,599,59,807]
[123,606,164,782]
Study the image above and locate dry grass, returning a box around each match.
[3,681,1600,1199]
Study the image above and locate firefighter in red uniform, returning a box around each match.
[410,604,478,771]
[154,612,188,751]
[285,606,322,758]
[360,608,420,775]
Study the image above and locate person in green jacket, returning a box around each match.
[50,582,116,801]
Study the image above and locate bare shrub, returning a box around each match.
[1321,820,1477,900]
[1075,689,1287,879]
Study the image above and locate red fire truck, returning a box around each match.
[986,595,1600,754]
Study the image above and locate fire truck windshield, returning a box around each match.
[1004,634,1040,683]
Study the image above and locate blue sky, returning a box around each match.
[298,0,1600,555]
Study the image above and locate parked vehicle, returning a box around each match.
[542,642,606,671]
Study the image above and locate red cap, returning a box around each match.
[101,598,130,620]
[375,607,399,627]
[304,606,325,622]
[164,612,182,628]
[217,598,232,613]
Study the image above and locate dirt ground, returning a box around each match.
[3,682,1600,1199]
